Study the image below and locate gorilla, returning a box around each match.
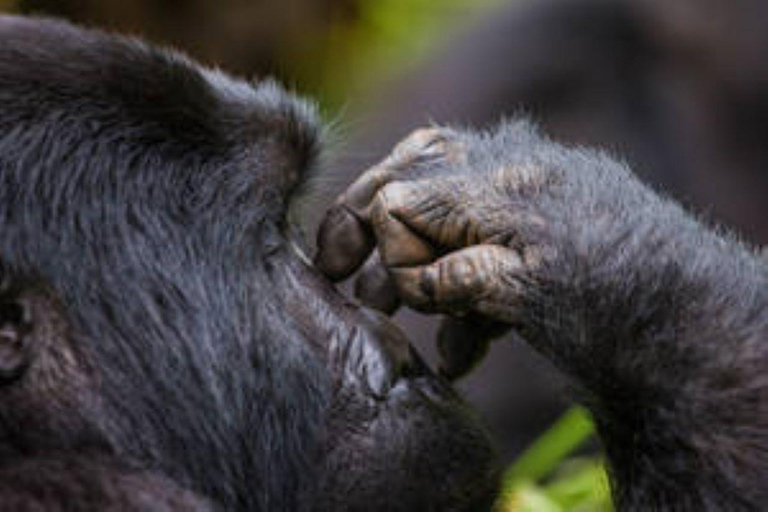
[2,13,767,512]
[315,125,768,510]
[0,16,499,511]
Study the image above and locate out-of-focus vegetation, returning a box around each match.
[3,0,506,110]
[495,407,612,512]
[285,0,508,107]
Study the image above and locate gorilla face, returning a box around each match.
[277,232,500,511]
[0,15,499,511]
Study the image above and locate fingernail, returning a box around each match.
[314,207,373,281]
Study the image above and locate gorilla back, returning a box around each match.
[0,16,499,511]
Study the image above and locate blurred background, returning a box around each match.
[2,0,767,509]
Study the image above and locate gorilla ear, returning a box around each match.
[0,298,33,384]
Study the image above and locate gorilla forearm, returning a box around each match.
[522,162,768,509]
[515,138,766,404]
[316,121,768,509]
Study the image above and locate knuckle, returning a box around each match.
[436,256,485,302]
[450,259,481,290]
[376,181,413,213]
[405,127,446,147]
[391,127,466,167]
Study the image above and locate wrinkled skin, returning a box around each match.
[316,127,538,377]
[316,124,768,510]
[315,126,567,378]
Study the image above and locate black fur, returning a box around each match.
[460,121,768,510]
[0,16,498,511]
[0,455,216,511]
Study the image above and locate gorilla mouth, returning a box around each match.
[275,243,500,510]
[283,239,427,399]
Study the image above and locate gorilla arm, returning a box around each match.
[315,122,768,511]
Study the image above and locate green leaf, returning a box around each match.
[494,407,613,511]
[503,407,596,485]
[497,482,562,512]
[543,458,612,510]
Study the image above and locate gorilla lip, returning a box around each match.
[280,246,425,399]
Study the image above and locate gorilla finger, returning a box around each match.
[371,179,469,252]
[314,159,403,280]
[388,127,464,168]
[390,245,524,320]
[371,188,436,268]
[315,127,462,280]
[314,204,375,281]
[339,163,397,215]
[354,255,401,315]
[437,315,511,381]
[339,128,453,217]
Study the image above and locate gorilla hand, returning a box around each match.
[316,121,768,510]
[315,124,567,377]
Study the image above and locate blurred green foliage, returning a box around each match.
[288,0,508,107]
[495,407,612,511]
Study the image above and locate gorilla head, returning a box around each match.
[0,15,499,512]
